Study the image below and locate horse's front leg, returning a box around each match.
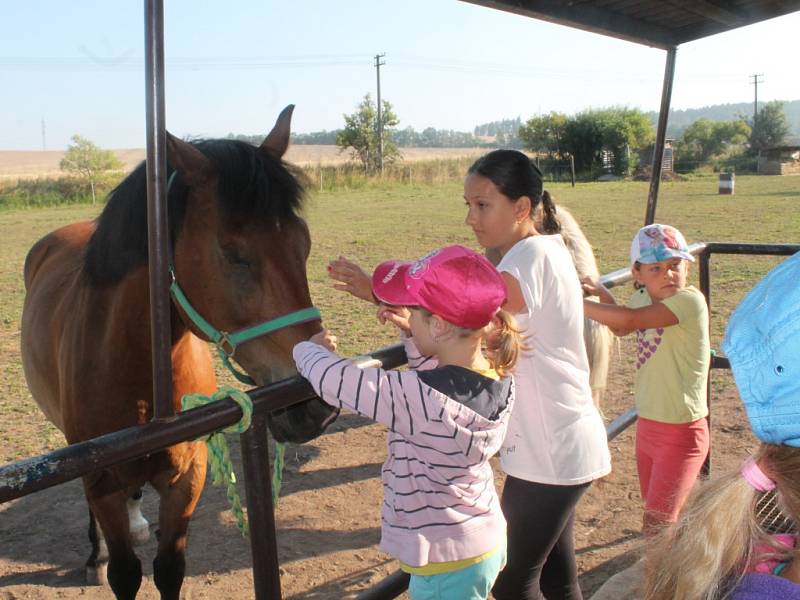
[150,443,207,600]
[86,507,109,585]
[86,488,150,586]
[88,490,142,600]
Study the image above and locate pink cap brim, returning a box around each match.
[372,260,417,306]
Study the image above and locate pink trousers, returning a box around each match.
[635,416,709,522]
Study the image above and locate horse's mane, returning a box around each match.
[83,139,306,286]
[554,205,600,281]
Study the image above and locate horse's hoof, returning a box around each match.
[86,563,108,586]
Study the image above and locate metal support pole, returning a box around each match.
[241,412,282,600]
[645,47,677,226]
[144,0,174,418]
[569,154,575,187]
[374,53,386,176]
[699,251,712,476]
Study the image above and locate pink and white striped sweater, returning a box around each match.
[293,335,514,567]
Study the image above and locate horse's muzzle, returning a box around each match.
[268,397,339,444]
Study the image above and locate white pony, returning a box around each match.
[548,205,614,409]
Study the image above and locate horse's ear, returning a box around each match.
[166,132,216,186]
[260,104,294,159]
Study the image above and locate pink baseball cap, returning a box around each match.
[371,245,507,329]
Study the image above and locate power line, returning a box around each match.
[0,54,371,71]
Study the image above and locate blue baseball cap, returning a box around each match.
[722,251,800,446]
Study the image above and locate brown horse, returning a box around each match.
[20,106,338,600]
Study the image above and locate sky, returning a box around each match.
[2,1,799,150]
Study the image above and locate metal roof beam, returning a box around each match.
[461,0,800,46]
[662,0,744,27]
[459,0,679,49]
[672,2,800,44]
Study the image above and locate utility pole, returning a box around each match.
[374,53,386,175]
[41,118,46,151]
[750,73,764,123]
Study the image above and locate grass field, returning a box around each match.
[1,174,798,462]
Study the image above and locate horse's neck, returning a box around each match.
[112,267,214,399]
[106,267,190,350]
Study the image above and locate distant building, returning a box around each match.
[661,139,674,172]
[638,139,673,173]
[758,138,800,175]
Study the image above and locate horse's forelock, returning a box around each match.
[83,139,304,286]
[196,139,305,224]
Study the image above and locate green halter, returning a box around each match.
[169,272,320,385]
[166,173,321,385]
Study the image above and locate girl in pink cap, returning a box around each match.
[295,245,524,600]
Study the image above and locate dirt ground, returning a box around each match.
[0,332,759,600]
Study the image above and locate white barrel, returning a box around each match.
[719,172,735,195]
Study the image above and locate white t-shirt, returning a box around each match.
[497,235,611,485]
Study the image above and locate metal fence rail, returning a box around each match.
[0,345,405,600]
[0,346,405,504]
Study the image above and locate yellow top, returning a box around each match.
[627,286,710,423]
[471,366,499,380]
[400,546,500,575]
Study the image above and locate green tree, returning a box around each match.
[336,93,400,173]
[750,101,790,151]
[556,107,654,176]
[59,134,123,204]
[561,112,603,173]
[518,112,568,158]
[678,118,750,166]
[595,107,654,175]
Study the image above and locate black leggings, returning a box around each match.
[492,475,590,600]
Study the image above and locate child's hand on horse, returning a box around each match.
[309,329,338,352]
[328,256,374,303]
[581,276,611,301]
[377,304,411,333]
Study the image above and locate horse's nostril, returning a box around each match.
[270,365,298,383]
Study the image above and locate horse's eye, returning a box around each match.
[223,249,251,268]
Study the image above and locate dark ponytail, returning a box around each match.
[539,190,561,234]
[468,149,560,234]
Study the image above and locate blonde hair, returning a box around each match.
[643,444,800,600]
[484,309,524,377]
[418,307,524,377]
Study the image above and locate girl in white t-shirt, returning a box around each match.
[329,150,610,600]
[463,150,610,600]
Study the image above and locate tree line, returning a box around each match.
[58,95,794,193]
[333,93,792,176]
[647,99,800,139]
[229,103,522,150]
